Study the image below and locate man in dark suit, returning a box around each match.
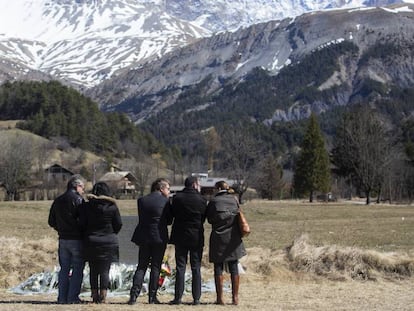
[128,178,171,305]
[169,176,207,305]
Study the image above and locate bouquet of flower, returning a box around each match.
[158,256,172,287]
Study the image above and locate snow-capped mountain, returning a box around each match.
[88,3,414,123]
[165,0,371,32]
[0,0,406,88]
[0,0,209,88]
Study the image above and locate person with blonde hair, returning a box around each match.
[206,180,246,305]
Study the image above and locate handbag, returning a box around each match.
[238,210,251,238]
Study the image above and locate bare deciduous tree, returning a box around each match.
[255,153,285,200]
[0,132,35,200]
[219,125,260,203]
[119,153,156,197]
[331,106,394,204]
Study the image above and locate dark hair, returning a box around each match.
[215,180,229,191]
[151,178,170,192]
[91,182,111,197]
[184,176,199,188]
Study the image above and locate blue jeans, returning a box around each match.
[58,239,85,304]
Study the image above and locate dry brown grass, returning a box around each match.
[286,234,414,281]
[1,199,414,310]
[0,237,56,288]
[0,120,20,129]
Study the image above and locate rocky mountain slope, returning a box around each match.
[164,0,402,32]
[0,0,404,88]
[88,4,414,123]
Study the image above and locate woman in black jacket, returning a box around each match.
[80,182,122,303]
[207,180,246,305]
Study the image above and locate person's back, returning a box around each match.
[206,181,246,306]
[80,182,122,303]
[207,191,239,232]
[170,187,207,249]
[128,178,171,305]
[48,188,83,240]
[169,176,207,305]
[82,195,122,249]
[132,190,170,245]
[48,175,85,304]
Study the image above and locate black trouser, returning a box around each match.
[89,260,111,289]
[130,243,167,298]
[174,244,203,302]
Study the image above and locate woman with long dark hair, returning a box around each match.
[80,182,122,303]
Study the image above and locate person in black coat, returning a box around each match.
[169,176,207,305]
[128,178,171,305]
[48,175,85,304]
[207,180,246,305]
[80,182,122,303]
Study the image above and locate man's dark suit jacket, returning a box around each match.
[131,191,171,245]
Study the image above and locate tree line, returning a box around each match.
[0,80,161,157]
[136,39,414,203]
[1,43,414,203]
[293,106,414,205]
[0,80,169,200]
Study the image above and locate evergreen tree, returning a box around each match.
[0,80,161,158]
[293,113,331,202]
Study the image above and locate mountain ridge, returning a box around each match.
[88,4,414,124]
[0,0,405,88]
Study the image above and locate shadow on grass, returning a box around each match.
[0,300,56,305]
[0,300,218,305]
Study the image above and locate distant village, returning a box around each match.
[0,163,237,201]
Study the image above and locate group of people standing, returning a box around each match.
[48,174,246,306]
[48,176,122,304]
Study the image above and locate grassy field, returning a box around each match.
[243,200,414,253]
[1,199,414,310]
[2,199,414,251]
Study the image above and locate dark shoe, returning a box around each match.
[193,299,201,305]
[149,296,161,304]
[169,299,182,305]
[127,295,137,305]
[91,289,100,303]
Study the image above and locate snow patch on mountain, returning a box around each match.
[0,0,406,87]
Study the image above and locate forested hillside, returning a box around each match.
[140,40,414,167]
[0,81,162,157]
[0,53,414,203]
